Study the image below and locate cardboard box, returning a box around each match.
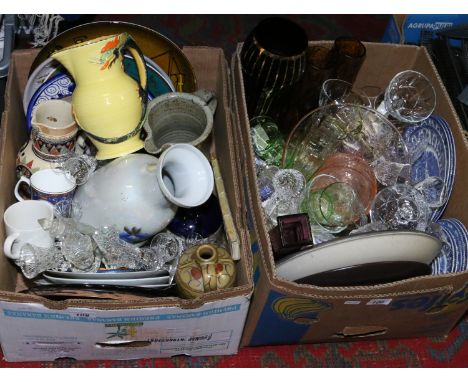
[382,14,468,47]
[0,47,253,362]
[229,42,468,346]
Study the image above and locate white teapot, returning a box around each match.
[73,144,214,244]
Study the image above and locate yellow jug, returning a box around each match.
[51,33,148,160]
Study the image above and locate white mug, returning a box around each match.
[3,200,54,260]
[14,168,76,205]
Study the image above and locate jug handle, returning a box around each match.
[193,89,218,115]
[124,35,148,98]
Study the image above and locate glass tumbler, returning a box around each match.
[261,169,306,229]
[250,116,285,166]
[330,37,367,84]
[278,45,335,132]
[318,79,369,107]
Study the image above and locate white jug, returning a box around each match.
[73,144,214,244]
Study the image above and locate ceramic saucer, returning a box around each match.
[403,115,456,221]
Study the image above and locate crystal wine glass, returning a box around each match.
[377,70,436,123]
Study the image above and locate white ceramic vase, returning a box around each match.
[73,144,214,244]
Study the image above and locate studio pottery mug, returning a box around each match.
[51,32,148,160]
[142,90,217,155]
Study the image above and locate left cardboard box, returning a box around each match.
[0,47,253,362]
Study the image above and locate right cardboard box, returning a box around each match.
[230,42,468,346]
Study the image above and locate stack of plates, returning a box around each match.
[276,230,442,286]
[431,218,468,275]
[403,115,456,221]
[42,269,172,289]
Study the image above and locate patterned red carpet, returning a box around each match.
[1,314,467,367]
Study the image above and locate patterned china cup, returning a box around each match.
[14,168,76,206]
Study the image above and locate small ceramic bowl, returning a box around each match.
[167,194,223,239]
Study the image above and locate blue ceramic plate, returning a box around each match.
[431,218,468,275]
[25,56,175,132]
[403,115,456,221]
[23,57,62,114]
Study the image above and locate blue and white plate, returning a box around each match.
[26,73,76,132]
[23,57,62,114]
[431,218,468,275]
[403,115,456,221]
[25,56,175,132]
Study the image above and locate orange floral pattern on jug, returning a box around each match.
[99,34,125,70]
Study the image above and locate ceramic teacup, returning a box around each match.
[3,200,54,259]
[14,168,76,205]
[142,89,217,155]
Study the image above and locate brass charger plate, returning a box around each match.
[29,21,197,93]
